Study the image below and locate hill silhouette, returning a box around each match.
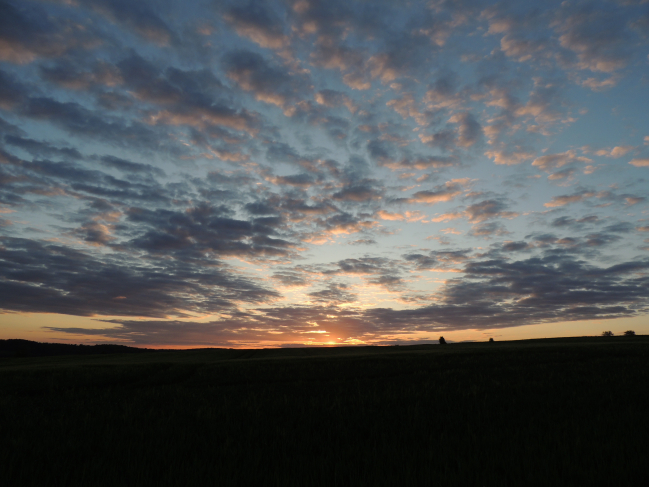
[1,335,647,485]
[0,339,150,358]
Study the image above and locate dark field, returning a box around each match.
[2,337,648,486]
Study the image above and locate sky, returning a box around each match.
[1,0,649,348]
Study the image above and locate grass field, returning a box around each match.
[1,336,648,486]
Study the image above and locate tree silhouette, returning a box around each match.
[602,331,614,337]
[623,330,636,336]
[489,338,494,343]
[439,336,447,345]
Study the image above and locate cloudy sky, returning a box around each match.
[1,0,649,348]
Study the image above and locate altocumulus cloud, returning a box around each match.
[1,0,649,347]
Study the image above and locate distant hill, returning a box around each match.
[0,339,151,358]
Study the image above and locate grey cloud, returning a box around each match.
[273,173,316,187]
[0,237,278,318]
[265,142,321,172]
[278,196,336,217]
[450,112,483,148]
[392,155,458,170]
[314,89,357,113]
[532,151,589,172]
[0,0,98,64]
[465,199,518,223]
[482,5,552,63]
[0,150,172,207]
[468,222,510,237]
[71,221,116,246]
[526,233,561,248]
[426,71,460,101]
[335,257,384,275]
[316,115,351,141]
[206,170,257,188]
[126,203,296,259]
[289,0,353,37]
[309,39,365,77]
[404,249,472,271]
[548,168,576,181]
[39,58,122,91]
[604,222,636,233]
[520,81,565,124]
[291,1,361,69]
[418,128,457,151]
[555,3,635,72]
[4,135,83,160]
[99,155,166,177]
[0,69,29,109]
[363,254,649,332]
[308,283,356,304]
[579,215,600,224]
[166,66,225,96]
[623,195,646,206]
[115,55,224,105]
[48,305,371,346]
[551,215,600,228]
[460,254,649,312]
[349,238,377,246]
[584,233,622,247]
[96,91,135,111]
[546,188,647,209]
[551,216,576,228]
[109,55,261,138]
[483,2,640,77]
[20,97,163,150]
[75,0,175,45]
[223,49,311,110]
[404,253,438,270]
[115,55,184,104]
[0,116,25,137]
[631,12,649,38]
[39,251,649,346]
[245,201,279,215]
[224,0,288,49]
[329,256,403,290]
[368,274,403,290]
[366,139,394,164]
[309,211,376,240]
[501,241,532,252]
[544,190,596,208]
[406,180,464,205]
[272,270,308,287]
[293,0,453,89]
[332,181,384,202]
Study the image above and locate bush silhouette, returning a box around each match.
[439,336,447,345]
[489,338,494,343]
[601,331,614,337]
[623,330,636,336]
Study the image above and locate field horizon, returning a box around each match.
[2,334,648,485]
[2,332,644,357]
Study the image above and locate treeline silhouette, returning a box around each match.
[0,339,150,358]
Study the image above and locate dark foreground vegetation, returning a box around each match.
[1,336,648,486]
[0,339,152,358]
